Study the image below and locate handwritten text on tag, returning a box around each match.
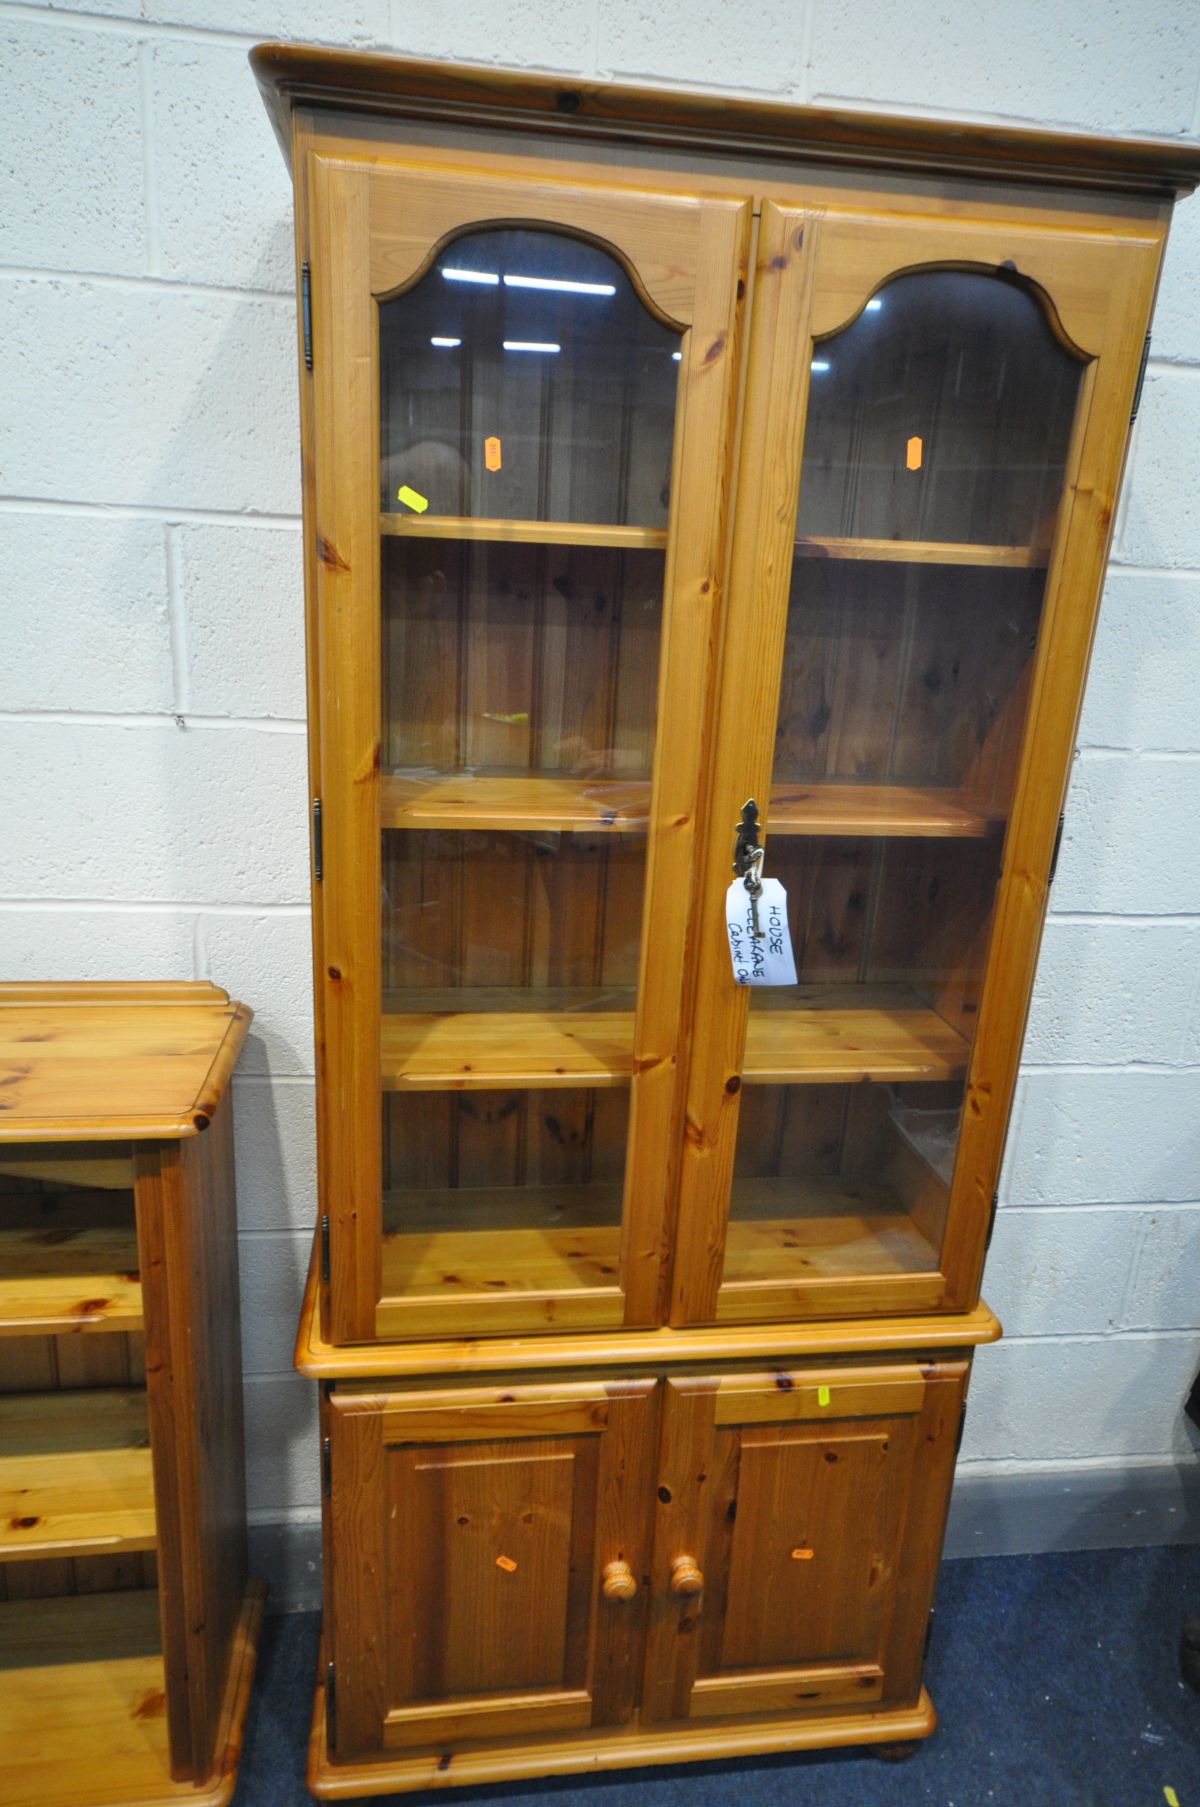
[726,877,797,987]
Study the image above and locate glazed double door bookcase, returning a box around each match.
[308,153,1157,1351]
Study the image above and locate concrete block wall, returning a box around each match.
[4,0,1200,1584]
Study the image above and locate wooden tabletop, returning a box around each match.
[0,982,252,1143]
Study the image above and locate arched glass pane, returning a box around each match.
[726,270,1083,1308]
[798,270,1079,547]
[380,226,680,526]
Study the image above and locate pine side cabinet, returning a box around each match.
[253,42,1200,1797]
[0,982,264,1807]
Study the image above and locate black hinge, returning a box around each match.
[325,1659,336,1747]
[985,1190,1000,1253]
[954,1399,968,1461]
[320,1214,331,1286]
[322,1435,332,1498]
[312,797,323,883]
[1130,331,1151,422]
[301,261,313,372]
[1048,810,1066,886]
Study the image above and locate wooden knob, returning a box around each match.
[602,1560,637,1602]
[670,1555,704,1596]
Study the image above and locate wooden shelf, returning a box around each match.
[382,1183,624,1299]
[744,987,968,1084]
[0,1389,155,1562]
[380,985,964,1090]
[793,535,1048,568]
[382,992,635,1089]
[0,1583,266,1807]
[724,1175,939,1284]
[766,783,1002,839]
[0,1193,142,1336]
[380,774,1000,837]
[381,772,652,832]
[381,513,668,550]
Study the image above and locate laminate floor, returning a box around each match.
[232,1545,1200,1806]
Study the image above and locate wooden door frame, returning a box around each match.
[306,148,750,1343]
[669,199,1163,1328]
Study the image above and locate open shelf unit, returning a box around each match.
[0,983,261,1807]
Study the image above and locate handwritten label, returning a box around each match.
[725,877,797,987]
[485,435,502,472]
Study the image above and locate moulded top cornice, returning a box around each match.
[251,41,1200,199]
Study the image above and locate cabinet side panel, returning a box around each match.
[136,1098,250,1782]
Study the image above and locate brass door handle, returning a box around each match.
[602,1560,638,1601]
[670,1555,704,1596]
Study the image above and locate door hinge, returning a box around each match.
[954,1399,968,1461]
[312,796,323,883]
[325,1659,336,1747]
[320,1214,331,1286]
[1130,331,1151,422]
[1048,810,1065,886]
[322,1435,332,1498]
[301,261,313,372]
[985,1190,999,1253]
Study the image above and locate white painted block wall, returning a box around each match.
[4,0,1200,1559]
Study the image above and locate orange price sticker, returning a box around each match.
[485,435,502,472]
[906,435,923,472]
[790,1547,814,1561]
[495,1554,518,1573]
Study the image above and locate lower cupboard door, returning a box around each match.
[326,1378,656,1758]
[641,1360,968,1723]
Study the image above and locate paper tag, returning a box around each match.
[726,877,797,987]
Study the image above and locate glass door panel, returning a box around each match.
[306,173,753,1344]
[672,204,1114,1329]
[730,270,1081,1309]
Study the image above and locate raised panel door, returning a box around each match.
[642,1360,967,1722]
[326,1377,656,1758]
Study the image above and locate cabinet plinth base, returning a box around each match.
[306,1638,936,1799]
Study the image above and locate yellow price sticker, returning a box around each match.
[396,484,429,513]
[817,1385,831,1407]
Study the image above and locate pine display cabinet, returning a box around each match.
[252,42,1200,1795]
[0,982,264,1807]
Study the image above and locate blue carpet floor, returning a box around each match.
[232,1546,1200,1806]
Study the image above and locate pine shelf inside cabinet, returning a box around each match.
[378,985,967,1090]
[0,1191,142,1335]
[0,1389,155,1561]
[379,512,668,549]
[380,775,1003,839]
[792,535,1050,567]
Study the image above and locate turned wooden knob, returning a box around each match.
[602,1560,637,1601]
[670,1555,704,1596]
